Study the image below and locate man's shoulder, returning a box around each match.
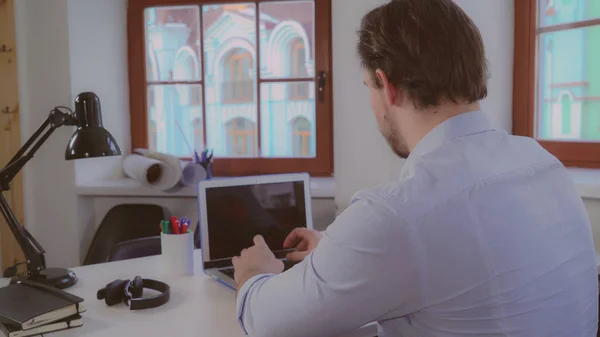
[350,178,422,222]
[352,131,564,223]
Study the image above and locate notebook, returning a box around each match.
[0,314,83,337]
[0,279,85,331]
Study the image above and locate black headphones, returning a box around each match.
[97,276,170,310]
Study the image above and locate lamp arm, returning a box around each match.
[0,193,46,273]
[0,108,74,190]
[0,107,75,277]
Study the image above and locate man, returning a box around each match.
[233,0,599,336]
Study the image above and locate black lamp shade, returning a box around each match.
[65,92,122,160]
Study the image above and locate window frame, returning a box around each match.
[513,0,600,168]
[128,0,333,176]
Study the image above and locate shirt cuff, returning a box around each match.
[236,274,274,335]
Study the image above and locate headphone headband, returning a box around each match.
[129,278,170,310]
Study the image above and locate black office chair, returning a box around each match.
[194,221,201,249]
[83,204,169,265]
[107,236,162,262]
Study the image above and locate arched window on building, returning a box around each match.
[288,37,309,100]
[561,94,572,135]
[226,117,257,156]
[291,117,312,157]
[173,48,201,106]
[222,49,253,104]
[192,118,204,151]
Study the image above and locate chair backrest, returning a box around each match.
[194,221,200,249]
[83,204,169,265]
[108,236,162,262]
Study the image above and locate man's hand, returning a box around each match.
[283,228,323,262]
[232,235,284,289]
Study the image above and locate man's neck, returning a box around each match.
[404,102,481,152]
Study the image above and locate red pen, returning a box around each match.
[171,216,180,234]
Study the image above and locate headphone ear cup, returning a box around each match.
[103,279,128,306]
[130,276,144,299]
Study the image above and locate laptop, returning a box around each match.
[197,173,313,289]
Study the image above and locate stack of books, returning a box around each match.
[0,280,85,337]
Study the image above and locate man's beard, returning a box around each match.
[383,112,410,159]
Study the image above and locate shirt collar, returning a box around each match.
[403,110,496,171]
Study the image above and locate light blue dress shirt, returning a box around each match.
[236,111,599,337]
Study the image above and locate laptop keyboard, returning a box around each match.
[220,260,297,279]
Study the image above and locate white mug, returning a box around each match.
[160,232,194,276]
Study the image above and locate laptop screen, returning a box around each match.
[205,180,307,261]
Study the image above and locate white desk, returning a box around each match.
[1,250,377,337]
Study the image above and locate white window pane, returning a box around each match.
[536,25,600,141]
[260,82,316,158]
[147,84,204,156]
[203,3,259,158]
[145,6,201,81]
[539,0,600,28]
[259,1,315,79]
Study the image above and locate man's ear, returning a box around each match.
[375,69,397,106]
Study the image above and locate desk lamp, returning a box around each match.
[0,92,121,289]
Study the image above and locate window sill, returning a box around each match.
[567,168,600,200]
[76,176,335,199]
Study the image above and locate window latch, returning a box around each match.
[317,71,327,103]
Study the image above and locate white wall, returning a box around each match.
[332,0,515,210]
[67,0,131,186]
[584,200,600,254]
[14,0,131,268]
[15,0,80,267]
[453,0,514,132]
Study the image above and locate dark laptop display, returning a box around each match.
[205,181,307,262]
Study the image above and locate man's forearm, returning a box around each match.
[235,274,275,335]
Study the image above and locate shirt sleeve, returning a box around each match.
[235,193,424,337]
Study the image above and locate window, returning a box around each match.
[128,0,333,176]
[226,117,258,156]
[513,0,600,167]
[223,49,254,103]
[291,117,312,157]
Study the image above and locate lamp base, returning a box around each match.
[12,268,77,289]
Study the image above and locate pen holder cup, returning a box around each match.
[161,232,194,276]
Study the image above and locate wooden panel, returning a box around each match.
[0,0,25,273]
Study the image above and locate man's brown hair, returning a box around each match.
[357,0,488,110]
